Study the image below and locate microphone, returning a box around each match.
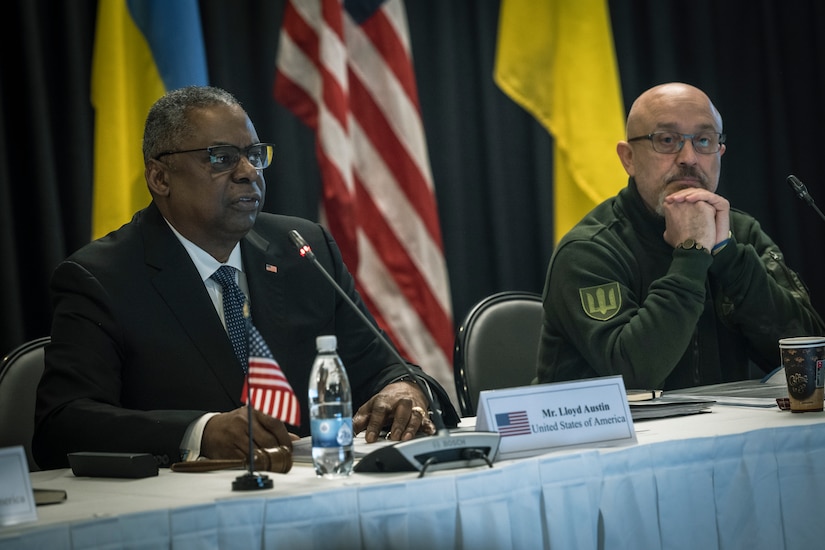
[787,175,825,222]
[288,230,501,476]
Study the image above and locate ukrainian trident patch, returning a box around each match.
[579,282,621,321]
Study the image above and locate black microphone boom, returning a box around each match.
[787,175,825,223]
[288,229,501,476]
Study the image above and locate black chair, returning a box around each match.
[453,291,543,417]
[0,336,49,472]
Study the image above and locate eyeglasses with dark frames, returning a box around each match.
[627,132,725,154]
[154,143,275,173]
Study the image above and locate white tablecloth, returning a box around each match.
[2,404,824,549]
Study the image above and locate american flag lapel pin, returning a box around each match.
[265,263,278,274]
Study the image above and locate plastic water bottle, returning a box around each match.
[308,335,353,478]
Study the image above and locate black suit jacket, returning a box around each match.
[33,202,458,469]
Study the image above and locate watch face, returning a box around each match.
[677,238,710,254]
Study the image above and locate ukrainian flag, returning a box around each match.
[494,0,626,242]
[91,0,208,239]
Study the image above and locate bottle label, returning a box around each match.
[311,417,353,448]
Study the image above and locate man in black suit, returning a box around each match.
[33,86,457,470]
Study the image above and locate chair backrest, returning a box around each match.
[453,291,543,417]
[0,336,49,472]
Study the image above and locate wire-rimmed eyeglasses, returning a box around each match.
[627,132,725,154]
[155,143,275,173]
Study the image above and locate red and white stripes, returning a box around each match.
[275,0,455,403]
[245,356,301,427]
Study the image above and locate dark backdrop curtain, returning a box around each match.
[3,0,825,360]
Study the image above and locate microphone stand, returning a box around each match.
[787,175,825,223]
[289,230,501,476]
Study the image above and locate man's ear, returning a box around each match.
[145,159,170,197]
[616,141,635,176]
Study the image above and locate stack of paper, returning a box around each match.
[629,394,716,420]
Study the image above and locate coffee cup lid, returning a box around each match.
[779,336,825,347]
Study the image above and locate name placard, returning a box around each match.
[476,375,637,460]
[0,446,37,527]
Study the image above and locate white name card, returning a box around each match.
[0,446,37,527]
[476,375,637,460]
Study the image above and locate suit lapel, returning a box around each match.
[242,227,286,336]
[141,205,243,403]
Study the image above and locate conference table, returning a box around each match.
[2,388,825,549]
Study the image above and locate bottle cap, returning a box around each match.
[316,335,337,352]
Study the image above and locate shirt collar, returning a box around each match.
[164,220,244,283]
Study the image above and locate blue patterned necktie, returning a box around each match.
[210,265,301,425]
[211,265,249,370]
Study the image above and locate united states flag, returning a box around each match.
[274,0,456,404]
[495,411,531,437]
[242,324,301,427]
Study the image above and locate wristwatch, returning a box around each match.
[676,238,710,255]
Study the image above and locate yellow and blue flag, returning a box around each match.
[494,0,626,242]
[91,0,208,239]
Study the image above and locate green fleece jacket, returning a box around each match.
[538,179,825,390]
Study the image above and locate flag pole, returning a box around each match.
[232,317,274,491]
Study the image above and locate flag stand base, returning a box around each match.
[232,473,274,491]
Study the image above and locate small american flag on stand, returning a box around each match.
[241,324,301,427]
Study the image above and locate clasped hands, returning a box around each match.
[200,380,434,461]
[662,187,730,251]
